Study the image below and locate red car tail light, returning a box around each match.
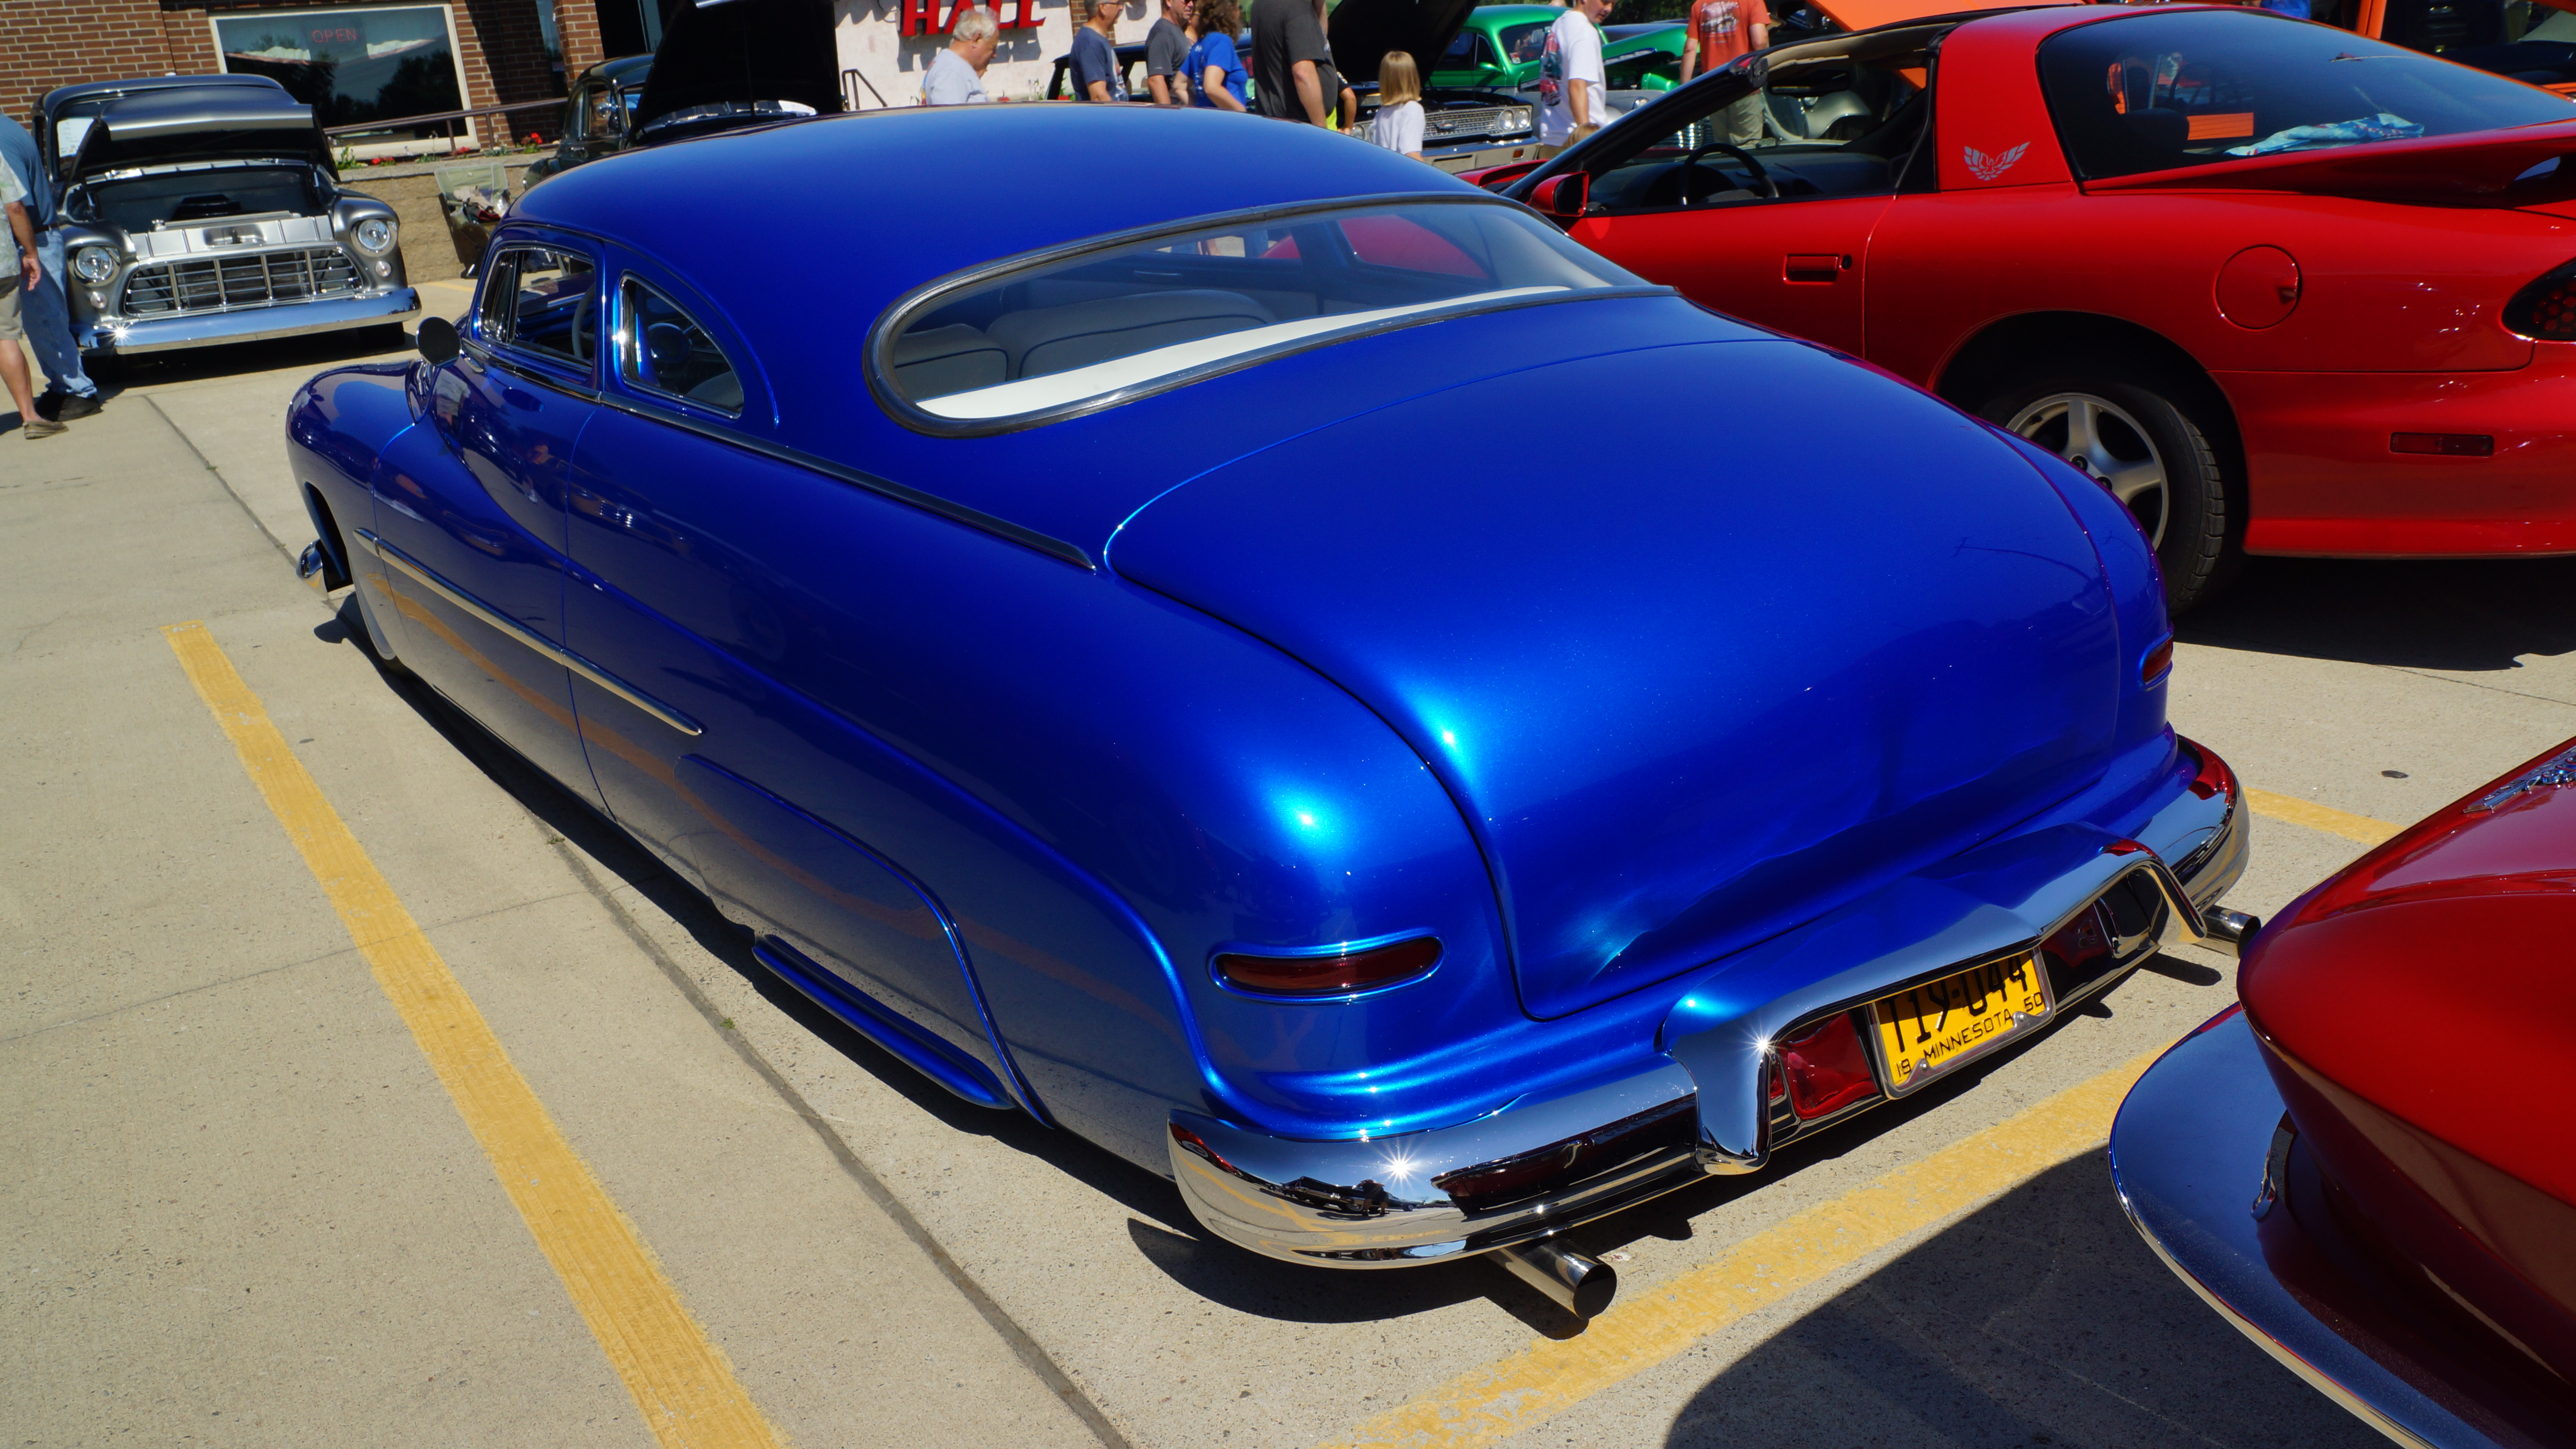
[2140,638,2173,685]
[1777,1012,1879,1120]
[1213,936,1442,996]
[2503,259,2576,341]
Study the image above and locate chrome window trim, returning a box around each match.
[480,240,603,388]
[612,273,745,420]
[350,528,702,737]
[596,391,1097,571]
[866,191,1672,439]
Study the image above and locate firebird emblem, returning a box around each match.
[1962,142,2031,181]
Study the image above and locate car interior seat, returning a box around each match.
[988,289,1276,380]
[889,323,1009,398]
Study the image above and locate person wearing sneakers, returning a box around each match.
[0,114,101,424]
[0,160,64,440]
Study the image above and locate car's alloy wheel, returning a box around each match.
[2005,392,2168,549]
[1976,359,2242,615]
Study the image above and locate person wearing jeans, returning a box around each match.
[0,115,100,421]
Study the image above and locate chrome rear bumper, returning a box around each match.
[1172,736,2251,1269]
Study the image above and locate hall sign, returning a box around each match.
[899,0,1041,33]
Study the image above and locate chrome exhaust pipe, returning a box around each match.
[1493,1238,1617,1318]
[297,540,348,596]
[2199,906,2263,957]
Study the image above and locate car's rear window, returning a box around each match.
[872,198,1640,433]
[2040,8,2576,180]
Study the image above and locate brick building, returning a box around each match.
[3,0,1153,160]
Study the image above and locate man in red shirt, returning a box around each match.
[1680,0,1771,144]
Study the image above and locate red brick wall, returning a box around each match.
[551,0,602,79]
[3,0,570,142]
[1,0,186,128]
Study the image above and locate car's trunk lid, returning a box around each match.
[1110,338,2124,1019]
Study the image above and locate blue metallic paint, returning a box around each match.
[281,107,2222,1243]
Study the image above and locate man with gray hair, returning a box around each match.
[924,6,1001,105]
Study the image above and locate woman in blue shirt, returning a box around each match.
[1188,0,1250,111]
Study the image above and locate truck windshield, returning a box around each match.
[2040,8,2576,179]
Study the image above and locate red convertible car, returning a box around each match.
[2112,737,2576,1445]
[1487,3,2576,609]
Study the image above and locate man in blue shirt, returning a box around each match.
[1072,0,1128,101]
[0,115,102,422]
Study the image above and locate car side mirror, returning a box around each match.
[1531,172,1589,219]
[418,315,460,364]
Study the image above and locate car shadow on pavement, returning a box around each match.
[1653,1152,2390,1449]
[2182,555,2576,673]
[313,600,1526,1325]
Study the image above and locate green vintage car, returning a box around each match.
[1431,8,1686,92]
[1428,5,1564,89]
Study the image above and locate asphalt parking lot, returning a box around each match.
[6,304,2573,1449]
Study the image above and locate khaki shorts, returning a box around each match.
[0,269,21,342]
[1534,124,1600,160]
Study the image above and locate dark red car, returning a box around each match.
[2113,737,2576,1446]
[1486,3,2576,609]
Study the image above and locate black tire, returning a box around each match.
[1976,355,2244,615]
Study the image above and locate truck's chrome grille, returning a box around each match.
[121,247,361,317]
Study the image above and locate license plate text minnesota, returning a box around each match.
[1872,955,2050,1090]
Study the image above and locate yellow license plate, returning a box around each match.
[1871,954,2050,1091]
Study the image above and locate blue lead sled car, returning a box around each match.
[286,102,2253,1316]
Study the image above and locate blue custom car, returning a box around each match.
[285,103,2253,1316]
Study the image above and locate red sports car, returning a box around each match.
[2112,737,2576,1445]
[1488,3,2576,609]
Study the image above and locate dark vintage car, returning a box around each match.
[2113,738,2576,1447]
[286,101,2253,1318]
[35,74,416,355]
[522,55,655,189]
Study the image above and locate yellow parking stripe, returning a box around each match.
[1321,1048,2167,1449]
[162,621,788,1449]
[2244,788,2401,847]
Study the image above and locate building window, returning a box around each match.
[214,6,474,157]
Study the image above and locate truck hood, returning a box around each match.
[1331,0,1482,85]
[64,87,327,184]
[633,0,844,144]
[1110,339,2124,1019]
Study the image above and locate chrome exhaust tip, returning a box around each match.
[297,540,348,596]
[2200,906,2263,957]
[1493,1238,1617,1319]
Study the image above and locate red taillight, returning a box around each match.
[1777,1012,1879,1120]
[2390,432,2495,457]
[2503,259,2576,341]
[1213,936,1442,996]
[2141,639,2173,685]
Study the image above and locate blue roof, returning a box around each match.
[513,103,1485,351]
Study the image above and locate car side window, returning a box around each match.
[493,246,598,370]
[619,277,743,415]
[1583,51,1929,216]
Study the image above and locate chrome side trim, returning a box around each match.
[350,529,702,738]
[2111,1013,2461,1449]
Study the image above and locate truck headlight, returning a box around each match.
[353,218,396,253]
[73,246,118,284]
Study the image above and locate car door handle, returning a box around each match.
[1784,254,1850,284]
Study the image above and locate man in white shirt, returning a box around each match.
[1534,0,1611,158]
[923,6,1001,105]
